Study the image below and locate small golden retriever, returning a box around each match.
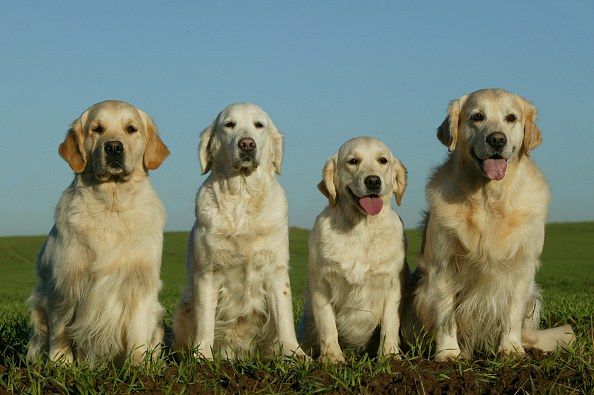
[298,137,408,362]
[172,103,305,360]
[27,100,170,364]
[407,89,575,361]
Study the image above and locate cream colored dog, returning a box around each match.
[408,89,575,361]
[173,103,304,360]
[298,137,408,362]
[27,100,170,364]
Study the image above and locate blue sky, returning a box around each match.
[1,1,593,236]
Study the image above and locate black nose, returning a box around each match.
[238,138,256,152]
[364,175,381,192]
[104,141,124,156]
[486,132,507,150]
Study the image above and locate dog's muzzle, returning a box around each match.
[104,140,125,169]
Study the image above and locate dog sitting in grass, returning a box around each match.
[298,136,408,362]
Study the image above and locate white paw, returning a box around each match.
[435,348,461,362]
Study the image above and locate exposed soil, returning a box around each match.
[1,348,591,394]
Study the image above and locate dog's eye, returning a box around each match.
[505,114,517,123]
[126,125,137,134]
[224,121,236,128]
[347,158,359,165]
[471,113,484,122]
[254,121,264,129]
[379,157,388,164]
[92,125,104,134]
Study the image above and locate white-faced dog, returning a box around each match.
[173,103,305,360]
[298,137,408,362]
[27,100,169,364]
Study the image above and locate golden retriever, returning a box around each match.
[406,89,575,361]
[27,100,170,364]
[172,103,305,360]
[297,136,408,362]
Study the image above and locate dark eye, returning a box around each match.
[505,114,517,122]
[224,121,236,128]
[126,125,137,134]
[92,124,104,134]
[471,113,484,122]
[379,157,388,164]
[254,121,264,129]
[348,158,359,165]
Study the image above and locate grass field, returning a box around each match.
[1,223,593,393]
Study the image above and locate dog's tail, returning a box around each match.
[523,325,576,352]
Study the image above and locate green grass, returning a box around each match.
[1,223,592,393]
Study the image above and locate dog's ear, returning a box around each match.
[391,157,408,206]
[317,154,338,207]
[140,110,169,170]
[521,98,542,156]
[269,124,284,175]
[198,122,215,175]
[437,95,468,152]
[59,112,88,173]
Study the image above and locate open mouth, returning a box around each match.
[347,187,383,216]
[471,150,508,181]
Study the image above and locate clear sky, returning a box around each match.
[1,1,593,236]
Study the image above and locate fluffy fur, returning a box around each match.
[298,137,408,362]
[172,103,305,360]
[404,89,575,361]
[27,100,170,364]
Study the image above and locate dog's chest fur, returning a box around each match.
[317,211,404,285]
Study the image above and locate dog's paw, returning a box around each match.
[378,343,401,359]
[193,346,214,360]
[434,348,462,362]
[498,342,525,356]
[319,351,345,364]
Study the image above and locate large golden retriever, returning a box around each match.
[297,137,408,362]
[172,103,305,360]
[407,89,575,361]
[27,100,169,364]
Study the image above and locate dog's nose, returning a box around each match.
[104,141,124,156]
[486,132,507,151]
[238,138,256,152]
[364,175,381,191]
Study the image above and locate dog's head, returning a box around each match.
[59,100,169,181]
[198,103,283,176]
[318,137,407,216]
[437,88,541,181]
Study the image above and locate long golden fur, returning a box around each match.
[297,137,408,362]
[405,89,575,361]
[172,103,305,360]
[27,100,169,364]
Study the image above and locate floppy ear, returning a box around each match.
[392,157,408,206]
[141,111,170,170]
[269,125,284,175]
[521,99,542,156]
[198,123,215,175]
[437,95,468,153]
[317,155,338,207]
[59,114,87,173]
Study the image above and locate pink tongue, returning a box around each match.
[483,159,507,180]
[359,196,383,215]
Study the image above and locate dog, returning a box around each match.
[406,88,575,361]
[27,100,170,364]
[172,103,305,360]
[297,136,408,362]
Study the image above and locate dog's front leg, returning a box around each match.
[127,294,163,365]
[311,276,344,363]
[378,275,402,358]
[268,268,306,358]
[499,271,533,356]
[192,269,217,359]
[47,297,75,363]
[431,270,461,361]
